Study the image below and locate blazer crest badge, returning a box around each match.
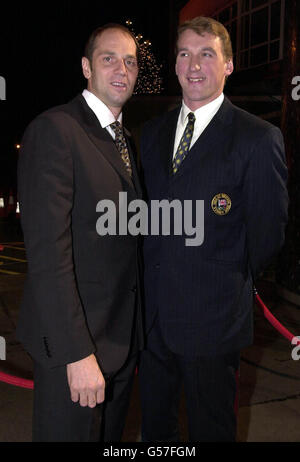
[211,193,231,215]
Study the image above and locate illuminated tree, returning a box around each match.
[125,20,163,94]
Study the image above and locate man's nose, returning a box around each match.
[190,56,201,71]
[115,58,127,74]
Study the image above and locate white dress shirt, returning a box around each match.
[173,93,224,158]
[82,89,122,139]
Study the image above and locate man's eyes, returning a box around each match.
[102,56,137,68]
[178,52,213,58]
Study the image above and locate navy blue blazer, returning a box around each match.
[140,96,288,357]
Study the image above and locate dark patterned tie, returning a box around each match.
[172,112,196,174]
[110,121,132,177]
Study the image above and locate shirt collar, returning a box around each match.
[180,93,224,125]
[82,89,122,128]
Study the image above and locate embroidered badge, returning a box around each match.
[211,193,232,215]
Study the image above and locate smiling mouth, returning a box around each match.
[111,82,127,89]
[187,77,206,82]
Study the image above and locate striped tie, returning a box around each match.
[172,112,195,174]
[110,121,132,177]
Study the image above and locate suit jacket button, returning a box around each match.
[131,286,137,293]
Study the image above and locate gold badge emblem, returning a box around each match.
[211,193,231,215]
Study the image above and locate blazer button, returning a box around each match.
[155,263,160,269]
[131,286,137,293]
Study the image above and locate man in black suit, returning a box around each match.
[17,24,143,442]
[139,16,288,442]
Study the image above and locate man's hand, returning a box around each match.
[66,354,105,408]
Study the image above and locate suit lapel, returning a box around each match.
[65,95,135,192]
[124,127,143,198]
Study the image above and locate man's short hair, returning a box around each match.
[176,16,233,61]
[84,23,139,65]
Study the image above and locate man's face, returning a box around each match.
[82,28,138,117]
[175,29,233,111]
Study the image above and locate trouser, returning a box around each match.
[139,317,240,442]
[32,350,138,442]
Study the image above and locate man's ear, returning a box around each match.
[82,57,91,79]
[225,59,234,77]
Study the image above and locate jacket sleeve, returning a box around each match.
[18,113,96,368]
[243,126,289,279]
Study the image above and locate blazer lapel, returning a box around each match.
[157,107,181,179]
[65,95,135,191]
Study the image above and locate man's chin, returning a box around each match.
[110,92,133,107]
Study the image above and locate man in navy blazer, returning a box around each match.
[139,16,288,442]
[17,24,143,441]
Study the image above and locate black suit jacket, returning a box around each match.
[141,96,288,357]
[17,94,143,375]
